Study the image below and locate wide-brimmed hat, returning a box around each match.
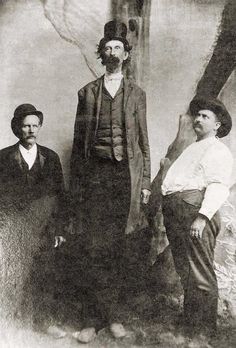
[98,20,131,51]
[11,103,43,137]
[189,97,232,138]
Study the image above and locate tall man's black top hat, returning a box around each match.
[11,103,43,137]
[98,20,131,51]
[189,97,232,138]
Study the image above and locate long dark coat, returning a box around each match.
[0,142,64,323]
[70,76,151,234]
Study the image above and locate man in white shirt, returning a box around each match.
[69,20,151,342]
[161,97,233,336]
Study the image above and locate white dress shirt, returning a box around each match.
[161,136,234,220]
[104,71,123,98]
[19,143,37,170]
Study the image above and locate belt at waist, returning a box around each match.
[163,189,205,208]
[163,189,205,198]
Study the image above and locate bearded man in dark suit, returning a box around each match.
[69,20,151,343]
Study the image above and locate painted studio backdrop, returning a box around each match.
[1,0,236,337]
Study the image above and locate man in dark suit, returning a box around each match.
[69,20,151,343]
[0,103,65,336]
[0,103,64,204]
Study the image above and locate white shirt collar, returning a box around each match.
[104,71,123,82]
[19,143,38,170]
[19,143,37,155]
[195,135,218,145]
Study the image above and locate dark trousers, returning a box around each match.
[67,157,142,329]
[162,190,220,333]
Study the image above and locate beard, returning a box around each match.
[103,55,120,71]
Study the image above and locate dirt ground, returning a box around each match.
[1,293,236,348]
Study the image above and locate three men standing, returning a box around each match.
[1,21,234,343]
[162,98,233,335]
[69,20,151,342]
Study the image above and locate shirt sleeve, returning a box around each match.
[199,145,233,220]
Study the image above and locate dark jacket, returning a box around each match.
[0,143,64,207]
[70,76,151,234]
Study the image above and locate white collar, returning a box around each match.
[195,135,218,145]
[104,71,123,82]
[19,143,37,155]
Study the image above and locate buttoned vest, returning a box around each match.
[92,81,126,161]
[19,151,42,187]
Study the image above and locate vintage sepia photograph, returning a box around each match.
[0,0,236,347]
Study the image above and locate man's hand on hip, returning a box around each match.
[190,214,208,239]
[141,189,151,204]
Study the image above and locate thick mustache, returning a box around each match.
[26,135,36,139]
[193,122,202,127]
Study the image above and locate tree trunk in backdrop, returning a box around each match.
[111,0,152,87]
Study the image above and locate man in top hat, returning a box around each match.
[161,97,233,336]
[69,20,151,342]
[0,103,65,334]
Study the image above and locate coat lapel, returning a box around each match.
[37,145,46,169]
[92,76,104,136]
[11,143,24,171]
[123,77,134,112]
[11,143,46,171]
